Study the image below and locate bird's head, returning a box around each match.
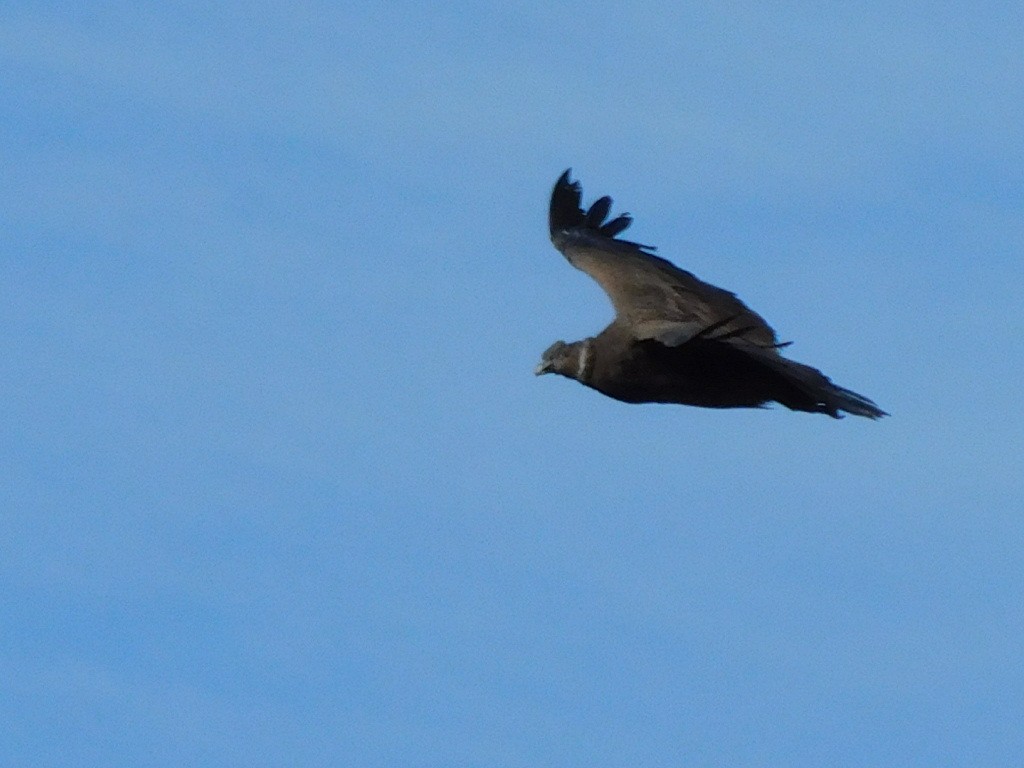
[534,339,592,381]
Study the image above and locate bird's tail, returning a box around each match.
[756,351,888,419]
[826,383,889,419]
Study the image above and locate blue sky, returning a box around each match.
[2,2,1023,766]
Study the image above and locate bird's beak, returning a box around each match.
[534,360,553,376]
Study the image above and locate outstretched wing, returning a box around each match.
[549,170,780,349]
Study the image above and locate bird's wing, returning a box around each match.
[549,170,780,349]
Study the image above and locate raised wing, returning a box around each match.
[549,170,780,349]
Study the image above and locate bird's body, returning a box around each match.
[568,327,789,408]
[536,171,887,420]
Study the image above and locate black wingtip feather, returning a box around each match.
[586,196,613,227]
[600,214,633,238]
[549,169,585,242]
[550,170,652,251]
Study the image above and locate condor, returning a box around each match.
[536,171,887,419]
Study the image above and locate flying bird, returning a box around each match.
[536,170,887,419]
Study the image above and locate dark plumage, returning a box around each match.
[536,170,887,419]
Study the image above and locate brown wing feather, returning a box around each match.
[549,170,779,348]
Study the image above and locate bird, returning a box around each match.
[535,170,887,419]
